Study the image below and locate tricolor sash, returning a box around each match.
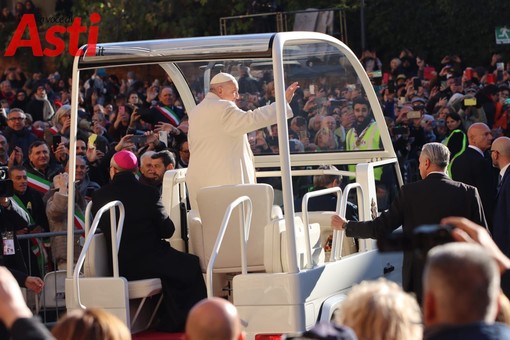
[12,195,49,274]
[27,172,51,193]
[74,209,85,231]
[155,105,180,126]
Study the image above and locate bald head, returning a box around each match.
[491,136,510,169]
[185,298,244,340]
[467,123,493,152]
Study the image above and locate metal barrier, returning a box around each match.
[16,230,84,325]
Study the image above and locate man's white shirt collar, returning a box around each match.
[468,145,484,156]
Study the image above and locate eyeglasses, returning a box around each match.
[8,117,25,121]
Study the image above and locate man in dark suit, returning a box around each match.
[491,136,510,258]
[331,142,486,302]
[91,150,206,332]
[451,123,497,229]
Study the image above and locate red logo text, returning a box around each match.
[4,13,100,57]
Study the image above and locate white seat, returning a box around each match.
[264,216,323,273]
[189,183,274,273]
[83,232,163,333]
[161,169,189,252]
[68,201,163,334]
[189,184,324,275]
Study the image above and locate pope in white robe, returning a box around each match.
[186,72,299,210]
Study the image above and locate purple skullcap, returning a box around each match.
[113,150,138,170]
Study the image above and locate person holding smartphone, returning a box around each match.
[108,100,131,142]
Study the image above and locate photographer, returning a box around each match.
[422,217,510,339]
[331,142,486,302]
[0,180,44,298]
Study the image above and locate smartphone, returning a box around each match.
[388,81,395,93]
[0,179,14,197]
[159,130,168,147]
[413,78,421,90]
[309,84,315,95]
[383,73,390,84]
[407,111,422,119]
[52,135,62,147]
[398,97,406,105]
[95,138,108,153]
[464,98,477,106]
[497,70,503,82]
[130,135,147,145]
[118,105,126,115]
[497,62,505,71]
[299,130,307,140]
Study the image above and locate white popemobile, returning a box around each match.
[63,32,404,339]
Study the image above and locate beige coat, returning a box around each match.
[186,92,293,210]
[45,190,85,268]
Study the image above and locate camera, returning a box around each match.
[0,166,14,197]
[0,166,7,180]
[377,224,454,258]
[0,180,14,197]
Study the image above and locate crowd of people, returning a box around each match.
[1,42,510,339]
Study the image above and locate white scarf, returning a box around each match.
[34,93,55,121]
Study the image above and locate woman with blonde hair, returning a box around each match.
[336,278,422,340]
[51,308,131,340]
